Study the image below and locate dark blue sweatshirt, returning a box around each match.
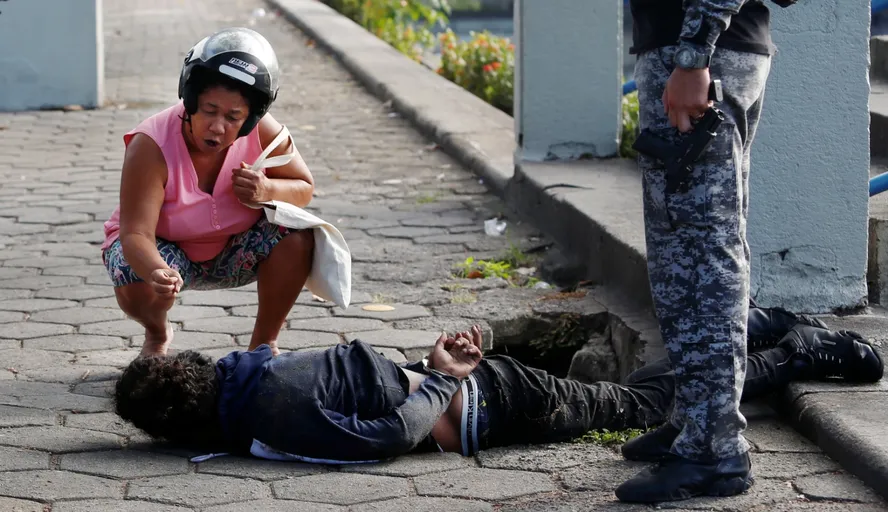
[214,340,462,463]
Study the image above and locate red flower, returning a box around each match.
[483,64,493,72]
[491,61,501,70]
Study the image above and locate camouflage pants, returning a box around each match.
[634,46,771,461]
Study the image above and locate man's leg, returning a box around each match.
[616,45,772,503]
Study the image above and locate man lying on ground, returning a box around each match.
[115,303,882,472]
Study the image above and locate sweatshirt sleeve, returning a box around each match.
[310,369,463,461]
[679,0,755,58]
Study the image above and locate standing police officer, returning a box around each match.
[616,0,796,503]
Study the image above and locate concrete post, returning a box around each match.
[513,0,622,161]
[747,0,870,312]
[0,0,104,111]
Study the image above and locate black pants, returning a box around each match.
[471,347,791,451]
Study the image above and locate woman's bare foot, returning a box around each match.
[140,321,174,357]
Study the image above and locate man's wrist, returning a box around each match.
[676,40,713,69]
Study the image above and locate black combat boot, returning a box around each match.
[615,451,754,503]
[748,298,828,352]
[621,423,680,463]
[777,324,884,383]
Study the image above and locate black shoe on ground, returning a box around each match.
[615,451,754,503]
[777,324,884,383]
[748,298,828,353]
[621,423,680,462]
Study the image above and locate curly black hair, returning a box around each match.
[115,350,224,450]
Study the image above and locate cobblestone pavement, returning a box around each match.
[0,1,886,511]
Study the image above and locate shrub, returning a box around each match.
[437,29,514,116]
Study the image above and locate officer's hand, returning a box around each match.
[662,67,712,133]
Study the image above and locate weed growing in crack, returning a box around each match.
[450,289,478,304]
[454,252,540,288]
[572,427,653,446]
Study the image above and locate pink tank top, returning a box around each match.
[102,101,265,262]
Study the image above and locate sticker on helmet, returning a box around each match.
[228,57,259,75]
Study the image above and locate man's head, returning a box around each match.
[115,350,221,449]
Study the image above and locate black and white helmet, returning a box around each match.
[178,27,281,138]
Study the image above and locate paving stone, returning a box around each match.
[749,452,841,479]
[204,500,343,512]
[352,497,493,512]
[342,452,474,477]
[127,474,269,508]
[61,450,190,479]
[477,443,622,473]
[0,275,82,290]
[289,317,386,334]
[0,425,122,452]
[182,316,257,335]
[0,469,124,501]
[497,492,652,512]
[0,310,25,323]
[24,334,126,352]
[230,304,330,319]
[54,500,193,512]
[168,305,228,322]
[794,473,884,503]
[29,307,125,325]
[0,222,51,236]
[131,331,236,352]
[362,261,452,284]
[345,330,437,360]
[414,233,484,245]
[0,267,39,280]
[35,285,113,300]
[334,217,402,230]
[745,420,820,453]
[366,226,448,239]
[63,412,145,438]
[2,389,110,413]
[0,289,32,300]
[0,497,44,512]
[400,214,476,228]
[0,348,73,371]
[0,298,79,312]
[332,303,431,321]
[0,446,50,471]
[42,265,111,279]
[240,330,342,351]
[0,322,75,339]
[83,296,123,308]
[19,364,120,384]
[656,478,804,510]
[197,455,326,480]
[414,468,556,501]
[179,290,258,307]
[73,348,142,368]
[72,381,118,398]
[559,458,653,492]
[376,346,407,363]
[273,473,411,505]
[4,256,87,268]
[0,404,58,427]
[78,320,145,337]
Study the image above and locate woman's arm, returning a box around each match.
[118,134,170,281]
[256,113,314,207]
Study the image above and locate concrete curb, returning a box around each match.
[781,383,888,502]
[267,0,515,194]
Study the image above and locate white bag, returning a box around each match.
[243,125,352,309]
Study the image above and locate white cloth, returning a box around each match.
[242,125,352,309]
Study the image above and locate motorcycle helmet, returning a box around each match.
[178,27,281,138]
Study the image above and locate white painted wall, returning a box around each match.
[747,0,870,312]
[0,0,104,111]
[513,0,622,161]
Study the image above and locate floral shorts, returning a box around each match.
[102,217,291,291]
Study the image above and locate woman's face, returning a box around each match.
[187,85,250,154]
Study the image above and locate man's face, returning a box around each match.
[189,85,250,153]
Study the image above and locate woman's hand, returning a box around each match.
[149,268,183,298]
[232,162,273,205]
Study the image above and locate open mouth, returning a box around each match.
[204,139,221,149]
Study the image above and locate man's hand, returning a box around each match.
[663,67,712,133]
[428,325,483,379]
[232,162,273,204]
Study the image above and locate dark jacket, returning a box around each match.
[215,340,462,463]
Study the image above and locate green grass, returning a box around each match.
[572,427,652,446]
